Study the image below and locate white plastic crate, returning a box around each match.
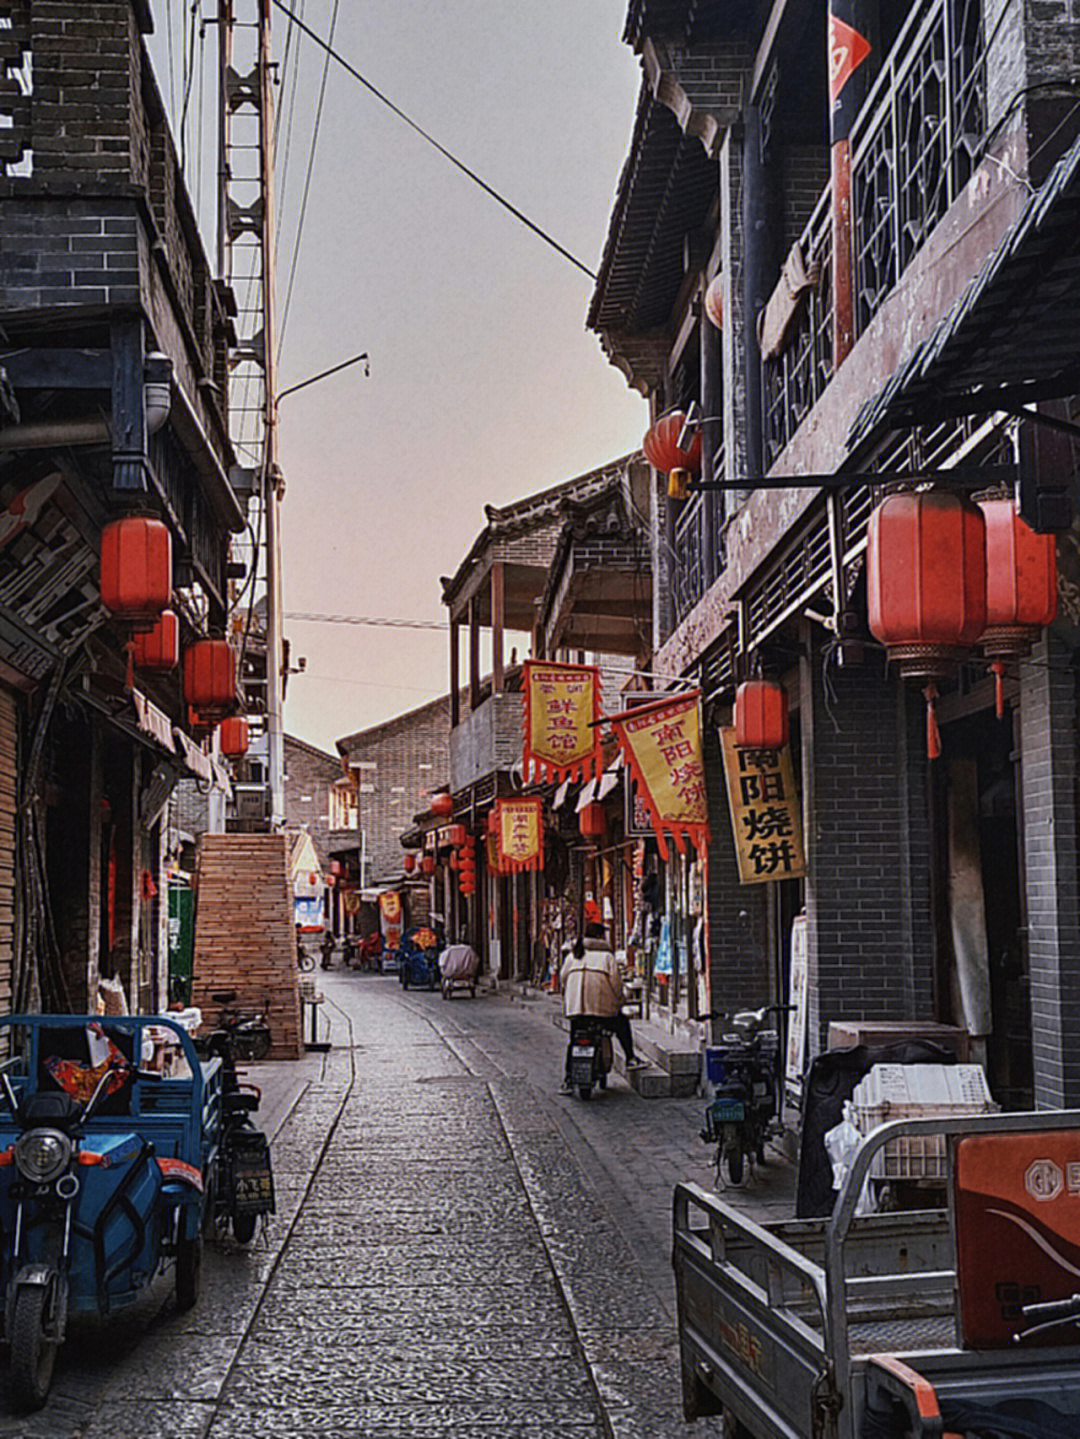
[851,1064,997,1181]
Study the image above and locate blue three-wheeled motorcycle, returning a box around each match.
[0,1014,236,1409]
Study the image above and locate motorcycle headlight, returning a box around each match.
[14,1128,72,1184]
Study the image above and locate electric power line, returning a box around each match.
[285,611,448,631]
[269,0,597,280]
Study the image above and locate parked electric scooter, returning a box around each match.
[568,1017,614,1100]
[701,1006,782,1185]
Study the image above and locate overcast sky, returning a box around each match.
[149,1,647,755]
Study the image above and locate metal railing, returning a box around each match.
[762,0,987,466]
[672,491,707,626]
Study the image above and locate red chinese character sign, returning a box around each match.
[378,890,404,950]
[522,661,602,784]
[608,692,710,860]
[719,728,806,884]
[496,797,544,873]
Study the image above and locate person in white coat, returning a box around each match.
[559,922,642,1091]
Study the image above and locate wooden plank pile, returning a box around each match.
[191,833,302,1059]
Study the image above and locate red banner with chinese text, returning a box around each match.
[496,797,544,874]
[522,661,602,784]
[378,890,403,950]
[607,692,710,861]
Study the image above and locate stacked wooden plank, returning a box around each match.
[191,834,302,1059]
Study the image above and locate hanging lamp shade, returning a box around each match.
[421,854,435,876]
[579,801,606,839]
[100,515,172,631]
[868,491,987,757]
[703,275,724,329]
[446,823,467,848]
[979,498,1058,718]
[183,638,236,716]
[403,852,417,873]
[130,609,179,670]
[734,680,789,749]
[219,714,249,758]
[430,792,453,818]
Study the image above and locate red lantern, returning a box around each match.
[421,854,435,876]
[184,639,236,716]
[449,852,460,872]
[734,680,789,749]
[704,275,724,330]
[329,860,342,876]
[446,824,467,848]
[219,714,249,758]
[642,413,702,475]
[402,852,417,873]
[100,515,172,631]
[868,491,987,758]
[431,792,453,818]
[131,609,179,670]
[460,856,476,876]
[579,802,606,839]
[980,498,1058,718]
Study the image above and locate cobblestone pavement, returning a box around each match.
[0,972,795,1435]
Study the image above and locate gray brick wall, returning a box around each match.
[339,696,452,884]
[284,737,344,871]
[802,639,934,1055]
[1020,634,1080,1107]
[781,147,829,253]
[0,197,141,309]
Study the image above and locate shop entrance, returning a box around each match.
[933,702,1032,1109]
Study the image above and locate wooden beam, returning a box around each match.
[468,596,481,712]
[449,619,460,728]
[491,561,505,696]
[750,0,792,104]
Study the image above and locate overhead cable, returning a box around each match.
[269,0,597,280]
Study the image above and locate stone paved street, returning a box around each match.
[0,972,795,1436]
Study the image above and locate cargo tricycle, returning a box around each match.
[438,943,479,1000]
[675,1109,1080,1438]
[0,1014,224,1410]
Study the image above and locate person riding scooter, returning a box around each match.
[559,922,642,1092]
[319,930,335,970]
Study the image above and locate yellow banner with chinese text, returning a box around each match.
[720,728,806,884]
[496,797,544,873]
[523,660,601,783]
[608,692,709,860]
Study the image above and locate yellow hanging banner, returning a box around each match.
[522,660,602,783]
[720,727,806,884]
[496,797,544,873]
[608,691,709,860]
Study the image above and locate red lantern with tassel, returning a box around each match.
[131,609,179,670]
[421,854,435,876]
[579,802,606,839]
[980,498,1057,718]
[100,515,172,631]
[430,792,453,818]
[446,824,467,848]
[642,413,703,501]
[403,852,417,873]
[184,639,237,716]
[219,714,249,758]
[734,680,789,749]
[868,491,987,758]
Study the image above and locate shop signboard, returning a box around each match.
[785,911,809,1105]
[496,797,544,873]
[378,890,403,951]
[608,691,710,860]
[522,660,602,784]
[719,728,806,884]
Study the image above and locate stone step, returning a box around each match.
[612,1047,671,1097]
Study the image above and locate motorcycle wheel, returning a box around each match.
[723,1141,745,1186]
[10,1285,55,1412]
[176,1232,202,1311]
[298,953,315,973]
[232,1211,257,1244]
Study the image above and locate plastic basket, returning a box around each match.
[705,1045,748,1084]
[851,1064,997,1182]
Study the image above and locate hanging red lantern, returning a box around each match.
[219,714,249,758]
[734,680,789,749]
[184,639,236,716]
[579,802,606,839]
[460,876,475,896]
[421,854,436,876]
[460,855,476,876]
[430,792,453,818]
[329,860,342,876]
[868,491,987,758]
[402,852,417,873]
[100,515,172,631]
[979,498,1058,719]
[642,412,703,501]
[130,609,179,670]
[446,823,467,848]
[704,275,724,330]
[449,851,460,871]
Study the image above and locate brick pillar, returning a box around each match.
[801,634,934,1056]
[1020,633,1080,1107]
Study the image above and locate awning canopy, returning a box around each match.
[849,130,1080,450]
[132,689,175,753]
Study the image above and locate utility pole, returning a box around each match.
[219,0,286,828]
